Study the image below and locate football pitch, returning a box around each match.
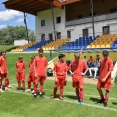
[1,79,117,117]
[0,52,117,117]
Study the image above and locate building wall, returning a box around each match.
[35,6,117,41]
[35,8,66,41]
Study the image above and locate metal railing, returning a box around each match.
[66,12,117,27]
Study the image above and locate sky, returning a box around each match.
[0,0,35,30]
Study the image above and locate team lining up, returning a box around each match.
[0,49,113,107]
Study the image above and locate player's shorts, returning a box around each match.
[28,73,35,82]
[72,74,84,88]
[0,73,8,79]
[16,72,25,81]
[54,76,66,87]
[97,80,111,90]
[34,75,46,84]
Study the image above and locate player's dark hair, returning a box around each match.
[58,54,65,59]
[102,50,109,56]
[38,48,43,53]
[0,50,6,55]
[18,56,23,59]
[31,55,35,59]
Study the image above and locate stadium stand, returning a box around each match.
[11,42,36,52]
[63,36,99,50]
[42,38,69,51]
[23,40,51,52]
[87,34,117,48]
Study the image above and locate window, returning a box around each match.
[103,26,109,34]
[83,29,88,37]
[110,8,116,13]
[57,32,61,39]
[41,20,45,26]
[67,31,71,38]
[56,17,61,23]
[49,33,53,41]
[41,34,45,40]
[89,12,96,16]
[77,15,82,19]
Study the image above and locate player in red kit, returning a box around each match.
[33,48,48,99]
[16,56,26,90]
[69,50,88,104]
[51,54,67,100]
[25,56,35,92]
[0,50,12,92]
[97,50,113,107]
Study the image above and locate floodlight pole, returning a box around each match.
[90,0,95,39]
[50,1,56,41]
[24,12,29,43]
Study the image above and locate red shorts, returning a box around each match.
[28,73,35,82]
[72,75,84,88]
[54,76,66,87]
[34,75,46,84]
[0,73,8,79]
[16,72,25,81]
[97,80,111,90]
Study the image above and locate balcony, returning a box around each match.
[66,12,117,27]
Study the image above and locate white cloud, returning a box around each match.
[0,10,22,21]
[0,25,7,29]
[16,18,24,23]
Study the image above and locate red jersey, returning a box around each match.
[69,60,88,76]
[29,61,34,73]
[0,56,7,73]
[53,61,67,76]
[16,61,26,73]
[99,58,113,82]
[88,58,94,63]
[34,56,48,76]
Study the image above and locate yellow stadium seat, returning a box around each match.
[91,45,95,48]
[105,44,110,48]
[101,44,105,48]
[95,45,100,48]
[87,45,91,48]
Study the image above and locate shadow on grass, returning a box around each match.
[112,102,117,105]
[64,95,76,100]
[89,97,99,103]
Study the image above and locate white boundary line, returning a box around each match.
[11,84,117,101]
[9,90,117,112]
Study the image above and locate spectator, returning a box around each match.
[89,58,100,79]
[87,56,94,68]
[83,56,87,64]
[96,55,100,62]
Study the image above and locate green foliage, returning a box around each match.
[0,25,35,45]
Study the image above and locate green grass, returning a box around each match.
[1,79,117,117]
[0,52,117,117]
[6,53,59,78]
[0,45,17,51]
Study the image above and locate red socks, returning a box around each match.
[105,96,108,102]
[0,79,2,88]
[40,84,43,94]
[34,84,37,95]
[28,82,31,89]
[79,88,84,100]
[75,88,79,98]
[22,80,25,89]
[100,94,105,100]
[60,87,64,97]
[53,87,57,97]
[18,81,21,88]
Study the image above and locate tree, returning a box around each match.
[0,25,34,45]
